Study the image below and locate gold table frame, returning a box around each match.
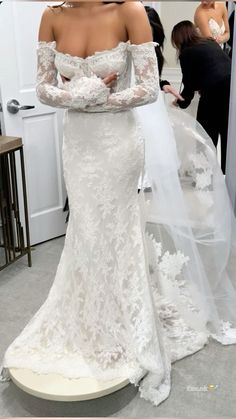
[0,136,31,270]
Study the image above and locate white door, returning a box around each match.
[0,1,67,245]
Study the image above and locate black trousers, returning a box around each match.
[197,76,231,174]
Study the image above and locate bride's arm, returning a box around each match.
[36,9,110,109]
[194,9,214,39]
[84,3,159,112]
[217,4,230,44]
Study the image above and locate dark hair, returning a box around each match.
[145,6,165,75]
[171,20,207,54]
[49,1,123,8]
[49,1,65,9]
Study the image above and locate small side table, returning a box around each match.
[0,136,31,271]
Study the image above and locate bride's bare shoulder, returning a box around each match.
[38,7,59,42]
[119,1,147,19]
[216,2,227,15]
[119,1,152,43]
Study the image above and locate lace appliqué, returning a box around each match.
[211,321,236,345]
[63,75,110,108]
[146,233,209,362]
[87,42,159,112]
[189,152,214,209]
[36,41,159,113]
[36,41,109,109]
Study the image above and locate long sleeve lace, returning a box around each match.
[83,42,160,113]
[36,42,110,109]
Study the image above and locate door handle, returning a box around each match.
[7,99,35,114]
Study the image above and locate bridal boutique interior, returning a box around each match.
[1,0,236,417]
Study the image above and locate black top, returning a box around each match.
[177,40,231,109]
[160,79,170,90]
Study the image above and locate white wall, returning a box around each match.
[145,1,161,13]
[159,1,198,68]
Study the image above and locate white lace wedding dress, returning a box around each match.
[209,18,225,48]
[1,40,236,406]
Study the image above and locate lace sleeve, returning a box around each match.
[36,42,110,109]
[85,42,159,113]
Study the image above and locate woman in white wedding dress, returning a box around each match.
[194,1,229,48]
[1,0,236,407]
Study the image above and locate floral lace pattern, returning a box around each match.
[36,41,159,112]
[36,41,110,109]
[189,151,214,211]
[208,18,225,47]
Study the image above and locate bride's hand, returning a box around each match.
[61,75,71,83]
[215,35,223,44]
[102,73,118,88]
[61,73,117,88]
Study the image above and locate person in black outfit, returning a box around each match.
[171,20,231,174]
[145,5,183,100]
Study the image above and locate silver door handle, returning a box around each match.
[7,99,35,114]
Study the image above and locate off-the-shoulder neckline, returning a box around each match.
[38,40,157,61]
[56,41,129,60]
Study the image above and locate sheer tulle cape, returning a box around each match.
[136,93,236,343]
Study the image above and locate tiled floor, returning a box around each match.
[0,236,236,417]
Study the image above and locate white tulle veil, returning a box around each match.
[136,93,236,344]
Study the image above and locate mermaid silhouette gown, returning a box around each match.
[1,40,235,406]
